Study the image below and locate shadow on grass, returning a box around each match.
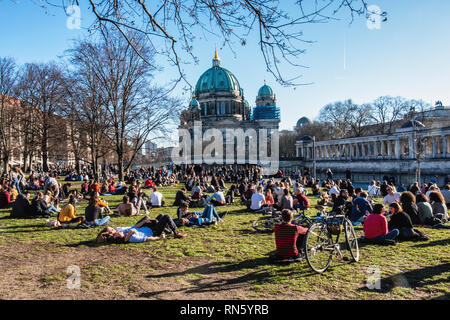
[358,262,450,294]
[412,238,450,248]
[64,240,103,248]
[140,254,319,297]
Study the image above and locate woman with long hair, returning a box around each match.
[399,191,420,225]
[429,192,449,222]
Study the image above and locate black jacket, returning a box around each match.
[30,198,50,217]
[402,202,420,225]
[389,211,413,230]
[11,194,32,218]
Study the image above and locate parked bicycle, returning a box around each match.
[252,208,318,233]
[303,206,359,273]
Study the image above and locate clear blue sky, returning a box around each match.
[1,0,449,136]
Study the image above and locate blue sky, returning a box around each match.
[1,0,449,136]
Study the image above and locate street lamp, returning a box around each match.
[300,135,316,180]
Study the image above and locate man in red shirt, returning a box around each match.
[293,189,310,211]
[274,209,308,260]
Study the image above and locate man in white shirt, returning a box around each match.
[382,187,401,206]
[149,188,164,207]
[250,186,266,211]
[206,187,226,206]
[328,183,340,197]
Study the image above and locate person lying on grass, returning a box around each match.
[174,202,225,227]
[273,209,308,261]
[96,214,187,244]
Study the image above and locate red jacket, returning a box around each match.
[363,214,388,239]
[274,222,308,258]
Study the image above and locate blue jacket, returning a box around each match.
[351,197,373,222]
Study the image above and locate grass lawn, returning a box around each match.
[0,181,448,300]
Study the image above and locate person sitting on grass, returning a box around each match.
[58,195,84,225]
[173,188,191,207]
[84,197,110,227]
[273,209,308,261]
[175,202,225,227]
[206,186,226,207]
[399,191,420,225]
[10,191,32,218]
[148,187,164,208]
[429,191,449,223]
[387,202,428,241]
[92,192,111,214]
[416,193,435,225]
[30,192,51,219]
[264,189,275,207]
[225,185,237,205]
[293,189,310,211]
[114,195,138,217]
[0,185,14,209]
[363,204,399,242]
[96,214,187,243]
[249,186,266,212]
[350,191,373,224]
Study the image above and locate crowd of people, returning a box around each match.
[0,164,449,262]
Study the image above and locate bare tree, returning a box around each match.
[16,62,66,171]
[370,96,409,134]
[317,99,356,139]
[0,57,18,172]
[348,103,372,137]
[38,0,384,88]
[70,31,182,180]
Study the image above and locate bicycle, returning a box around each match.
[252,209,316,233]
[303,206,359,273]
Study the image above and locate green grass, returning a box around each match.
[0,180,449,300]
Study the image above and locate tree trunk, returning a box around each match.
[42,128,49,172]
[118,151,124,182]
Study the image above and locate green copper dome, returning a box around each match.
[194,51,241,96]
[258,83,273,97]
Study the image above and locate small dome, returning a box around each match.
[190,98,199,108]
[258,83,274,97]
[300,135,314,142]
[296,117,312,127]
[401,120,425,129]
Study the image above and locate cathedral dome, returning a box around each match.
[296,117,312,127]
[258,83,274,97]
[194,50,241,96]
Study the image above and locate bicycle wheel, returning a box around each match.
[344,219,360,262]
[304,222,334,273]
[252,216,280,233]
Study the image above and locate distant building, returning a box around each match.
[178,50,280,166]
[141,141,158,157]
[294,104,450,185]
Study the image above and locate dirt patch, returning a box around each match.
[0,242,293,300]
